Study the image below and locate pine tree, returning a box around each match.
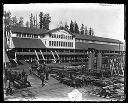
[30,13,34,28]
[64,22,69,31]
[84,26,88,35]
[80,24,84,34]
[39,12,51,30]
[74,21,79,34]
[70,20,74,33]
[25,21,29,27]
[19,17,24,27]
[33,16,36,28]
[89,27,92,35]
[11,16,18,26]
[44,13,51,30]
[91,28,94,36]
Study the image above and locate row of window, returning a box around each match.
[49,41,73,47]
[75,39,117,45]
[50,34,73,40]
[17,33,38,38]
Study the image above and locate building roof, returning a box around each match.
[12,37,46,48]
[11,26,48,35]
[75,42,120,51]
[73,33,123,44]
[11,26,123,44]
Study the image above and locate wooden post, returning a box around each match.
[88,51,94,70]
[97,52,102,70]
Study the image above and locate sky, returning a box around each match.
[4,3,124,42]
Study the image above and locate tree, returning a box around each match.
[89,27,92,35]
[11,16,18,26]
[70,20,74,33]
[80,24,84,34]
[33,16,35,28]
[39,12,44,29]
[91,28,94,36]
[74,21,79,34]
[3,11,12,48]
[39,12,51,30]
[44,13,51,30]
[19,17,24,27]
[84,26,88,35]
[64,22,69,31]
[25,21,29,27]
[30,13,34,28]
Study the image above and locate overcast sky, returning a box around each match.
[4,3,124,42]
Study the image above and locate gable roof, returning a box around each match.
[12,37,46,48]
[75,42,120,51]
[11,26,48,35]
[73,33,123,44]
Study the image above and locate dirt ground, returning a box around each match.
[4,73,114,101]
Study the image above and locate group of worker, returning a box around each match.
[4,68,31,95]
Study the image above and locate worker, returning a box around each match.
[22,69,25,80]
[4,68,8,89]
[45,66,49,80]
[24,74,31,87]
[40,73,45,87]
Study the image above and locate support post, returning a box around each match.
[34,50,39,64]
[51,51,56,63]
[40,50,45,60]
[97,52,102,70]
[88,51,94,70]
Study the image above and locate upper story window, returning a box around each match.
[59,35,61,38]
[49,41,51,46]
[59,41,61,46]
[61,34,63,39]
[57,35,58,38]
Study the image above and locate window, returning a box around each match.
[71,36,73,40]
[52,41,54,46]
[54,41,56,46]
[59,35,61,38]
[19,34,21,37]
[61,41,63,47]
[49,41,51,46]
[59,41,61,46]
[57,35,58,38]
[24,34,26,37]
[72,42,73,47]
[52,34,53,38]
[16,33,18,37]
[61,35,63,39]
[54,34,56,38]
[66,36,67,39]
[64,42,65,47]
[57,41,58,46]
[66,42,67,47]
[63,35,65,39]
[68,42,70,47]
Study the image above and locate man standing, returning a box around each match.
[45,66,49,80]
[40,73,45,87]
[22,69,25,80]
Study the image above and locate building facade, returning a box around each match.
[5,26,124,64]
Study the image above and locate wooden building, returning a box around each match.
[5,26,124,64]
